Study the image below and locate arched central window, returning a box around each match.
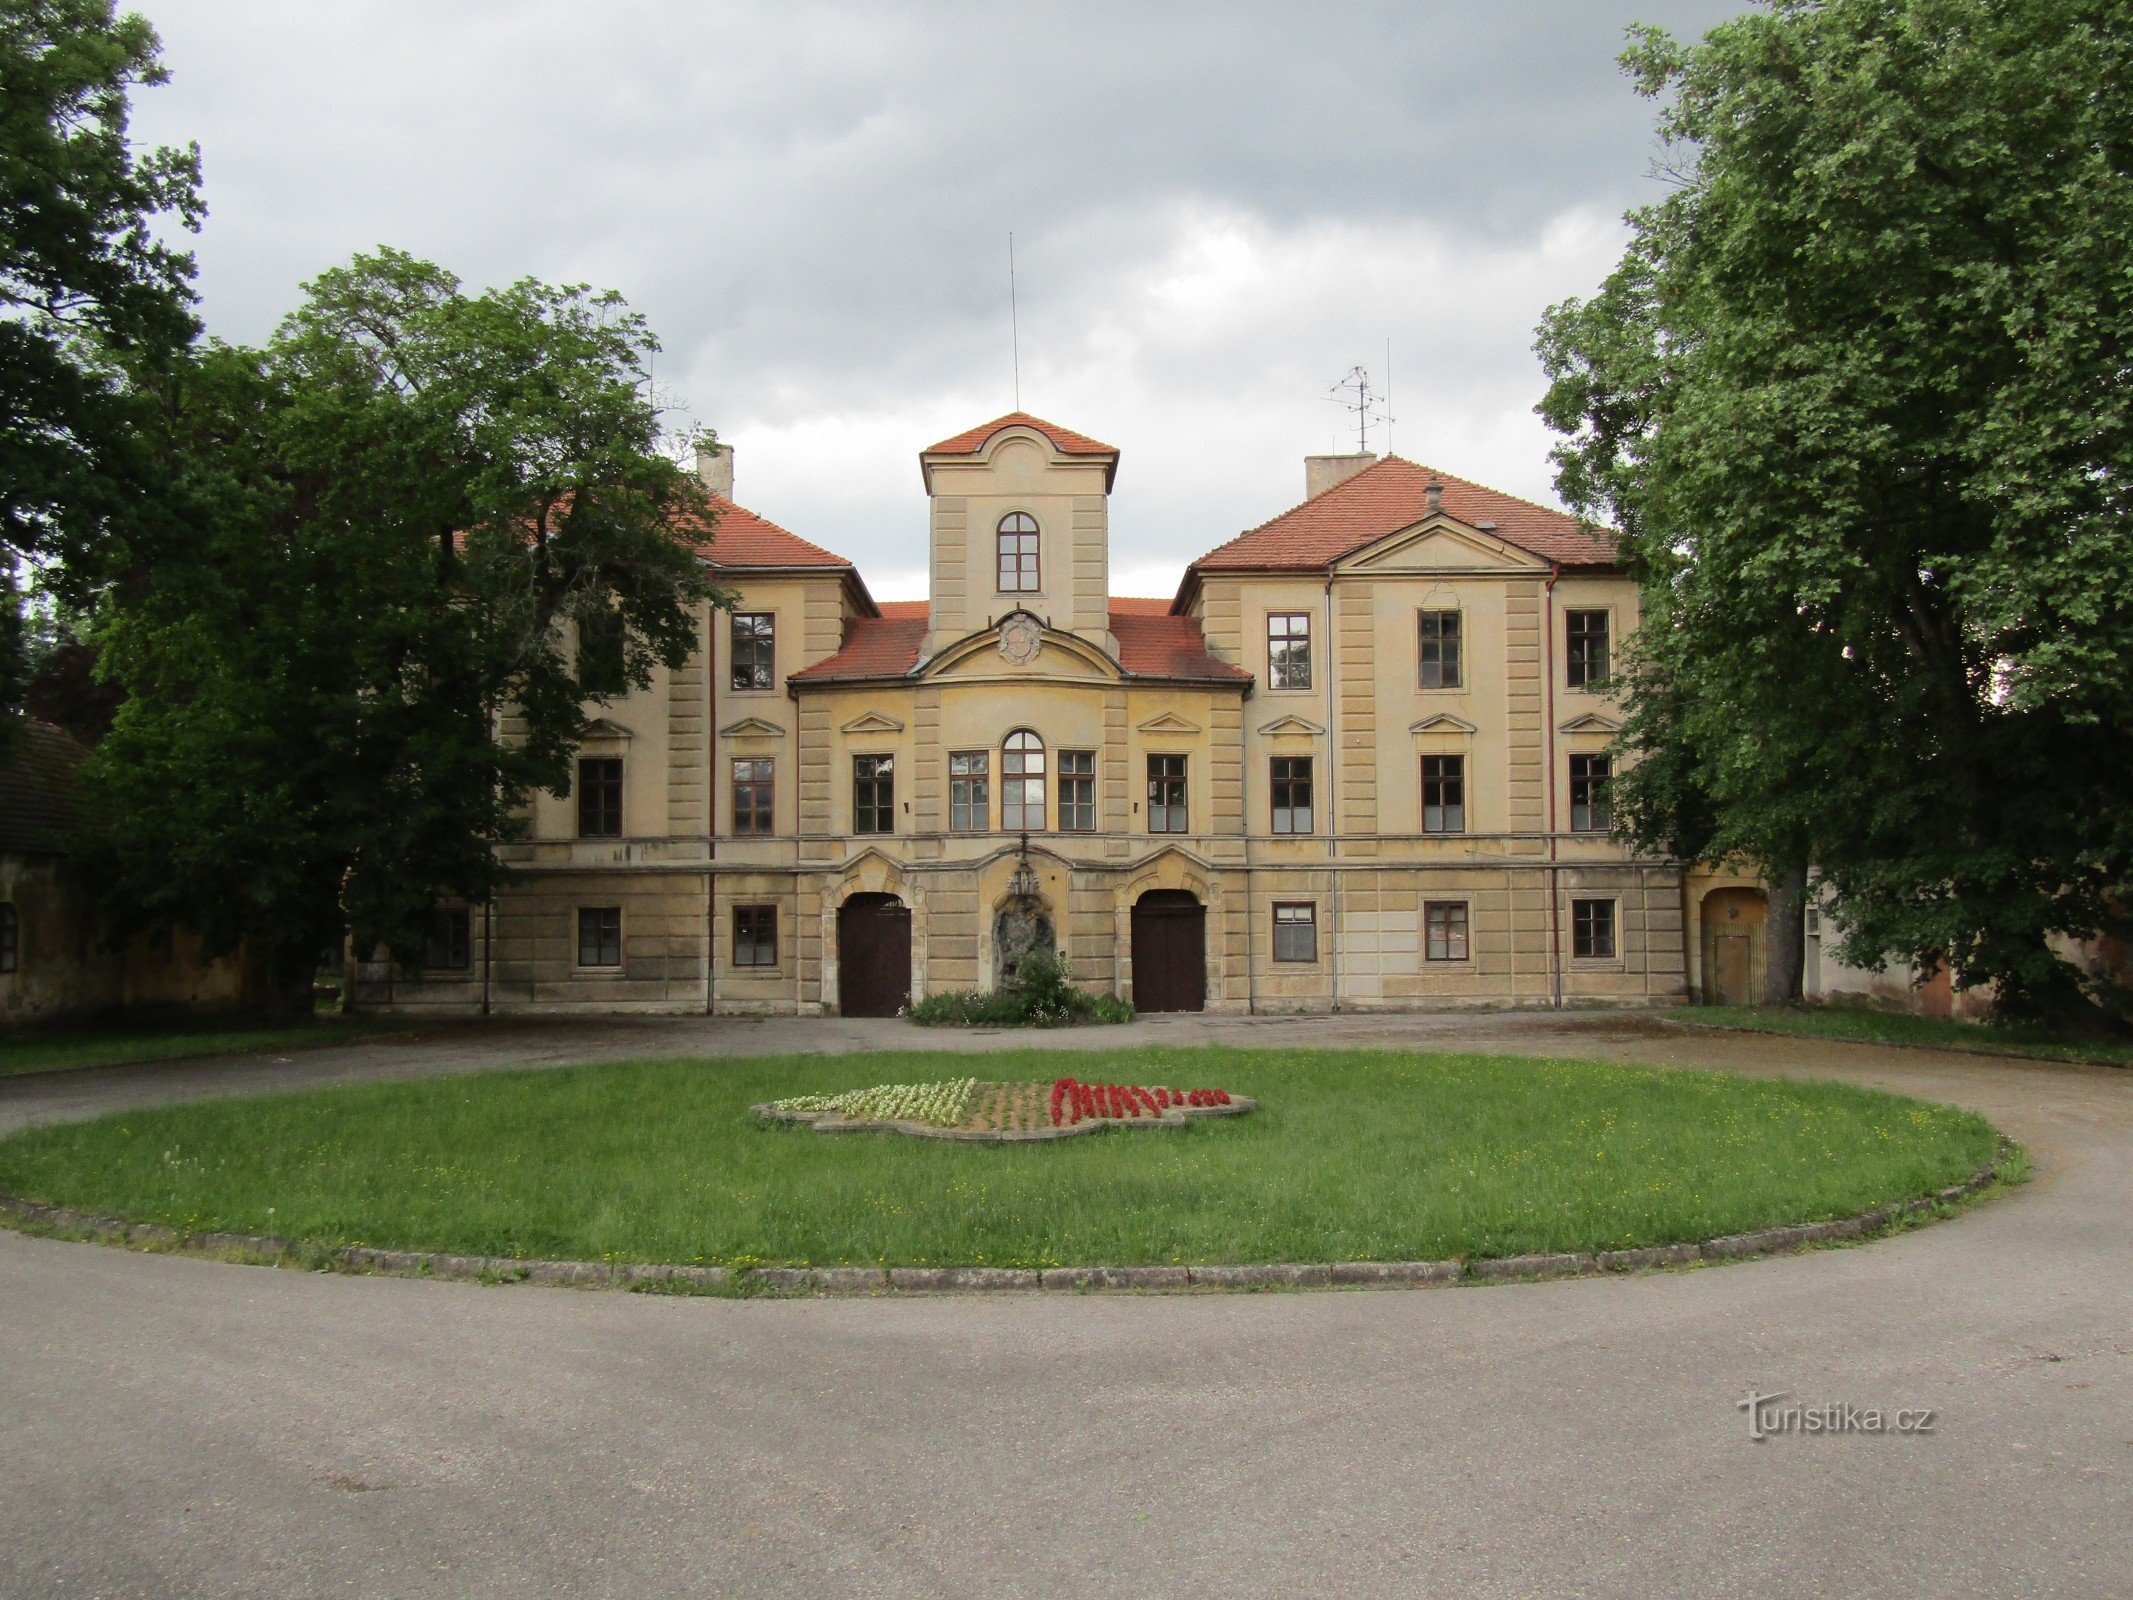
[996,512,1040,592]
[1001,729,1046,830]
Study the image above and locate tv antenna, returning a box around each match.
[1328,365,1392,454]
[1009,232,1021,411]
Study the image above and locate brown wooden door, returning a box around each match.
[1131,891,1206,1013]
[1711,934,1753,1006]
[838,894,911,1017]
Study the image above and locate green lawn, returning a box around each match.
[0,1016,406,1078]
[1672,1005,2133,1068]
[0,1048,2003,1269]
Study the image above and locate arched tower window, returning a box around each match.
[996,512,1040,593]
[1001,729,1046,830]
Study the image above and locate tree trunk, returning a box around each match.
[1762,861,1808,1006]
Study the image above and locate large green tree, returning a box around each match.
[1537,0,2133,1026]
[84,251,724,1014]
[0,0,200,719]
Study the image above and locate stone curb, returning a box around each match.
[0,1142,2013,1298]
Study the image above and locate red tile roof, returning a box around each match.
[1188,456,1617,577]
[789,605,1246,684]
[923,412,1118,459]
[688,495,853,571]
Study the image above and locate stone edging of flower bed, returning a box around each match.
[0,1141,2014,1296]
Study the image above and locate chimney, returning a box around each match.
[695,442,734,500]
[1425,478,1444,515]
[1304,452,1378,500]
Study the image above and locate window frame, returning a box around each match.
[1269,755,1314,835]
[732,903,779,968]
[576,756,625,839]
[852,753,896,835]
[577,606,627,698]
[996,511,1041,594]
[1565,609,1611,689]
[0,902,17,974]
[949,750,990,833]
[1418,609,1463,690]
[1568,752,1612,834]
[576,905,624,969]
[1146,753,1189,834]
[1057,749,1097,832]
[1571,897,1618,960]
[729,612,776,692]
[425,906,472,972]
[1266,611,1313,692]
[1001,729,1047,832]
[1424,900,1470,963]
[730,756,775,837]
[1272,902,1318,963]
[1420,753,1466,834]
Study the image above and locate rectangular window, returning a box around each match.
[1421,754,1465,834]
[425,907,471,971]
[1418,610,1463,689]
[1425,901,1469,962]
[1147,754,1188,834]
[1058,750,1096,832]
[730,612,775,691]
[577,606,626,697]
[577,757,624,838]
[1267,612,1312,691]
[731,757,774,836]
[1273,902,1318,963]
[1270,756,1314,834]
[732,904,778,968]
[1566,610,1610,688]
[949,751,989,832]
[1569,753,1612,833]
[853,754,895,834]
[577,906,623,968]
[1572,898,1617,959]
[0,903,15,974]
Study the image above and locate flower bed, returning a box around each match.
[758,1075,1255,1142]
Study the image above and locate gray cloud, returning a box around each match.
[130,0,1748,597]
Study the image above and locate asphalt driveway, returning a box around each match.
[1,1012,2125,1599]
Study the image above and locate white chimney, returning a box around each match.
[1304,452,1377,499]
[695,442,734,500]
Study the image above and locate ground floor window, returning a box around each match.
[1058,750,1096,831]
[1425,900,1469,961]
[577,906,623,968]
[426,907,471,971]
[1272,902,1318,962]
[733,904,778,967]
[0,902,16,973]
[1572,898,1617,959]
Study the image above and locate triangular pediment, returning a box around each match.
[579,717,633,743]
[1557,712,1623,734]
[1137,711,1202,736]
[922,620,1120,684]
[719,716,785,739]
[1341,519,1548,575]
[1409,713,1478,736]
[840,711,906,735]
[1256,715,1326,737]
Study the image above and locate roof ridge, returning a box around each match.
[1379,454,1595,528]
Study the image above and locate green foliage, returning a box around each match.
[0,1048,2002,1266]
[908,950,1135,1027]
[79,251,727,1007]
[0,0,202,718]
[1536,0,2133,1024]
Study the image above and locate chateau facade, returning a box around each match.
[354,414,1688,1016]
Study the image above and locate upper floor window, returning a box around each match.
[1421,754,1465,834]
[577,606,626,697]
[577,757,624,838]
[1058,750,1096,832]
[1267,612,1312,691]
[1270,756,1314,834]
[731,612,775,691]
[1147,754,1188,833]
[949,751,989,831]
[853,754,895,834]
[1419,610,1462,689]
[1569,753,1612,833]
[425,906,471,971]
[997,512,1040,593]
[0,902,17,973]
[731,757,774,836]
[1566,610,1610,688]
[1002,730,1046,830]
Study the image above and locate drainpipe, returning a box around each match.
[1544,562,1563,1009]
[481,900,492,1017]
[1241,675,1258,1016]
[1324,574,1340,1013]
[705,612,717,1016]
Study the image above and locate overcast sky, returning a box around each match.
[130,0,1748,600]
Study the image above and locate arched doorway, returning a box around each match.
[1700,888,1767,1006]
[1130,889,1206,1013]
[838,893,911,1017]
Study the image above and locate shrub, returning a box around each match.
[907,950,1134,1028]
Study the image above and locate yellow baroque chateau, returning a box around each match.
[355,414,1688,1016]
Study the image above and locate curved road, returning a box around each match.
[1,1013,2126,1599]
